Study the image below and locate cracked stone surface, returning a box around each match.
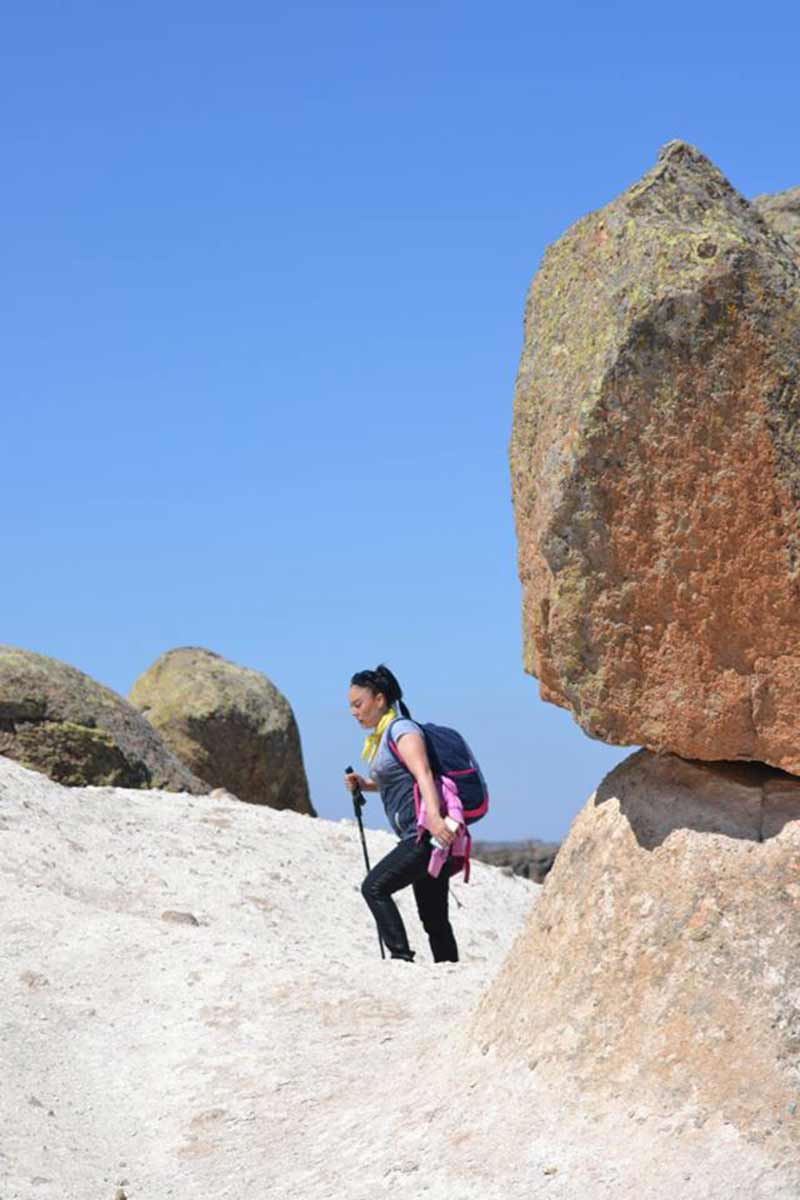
[511,140,800,772]
[477,749,800,1170]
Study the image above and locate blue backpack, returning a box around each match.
[387,719,489,826]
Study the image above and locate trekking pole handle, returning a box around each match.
[345,765,365,810]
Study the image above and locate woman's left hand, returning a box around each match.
[429,814,457,846]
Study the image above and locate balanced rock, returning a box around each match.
[511,140,800,772]
[475,750,800,1158]
[0,645,206,792]
[753,185,800,263]
[130,647,314,814]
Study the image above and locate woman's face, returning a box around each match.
[349,684,388,730]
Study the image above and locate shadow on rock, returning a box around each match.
[594,749,800,849]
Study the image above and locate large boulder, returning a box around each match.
[753,185,800,263]
[129,647,314,814]
[511,140,800,772]
[0,645,207,791]
[475,750,800,1161]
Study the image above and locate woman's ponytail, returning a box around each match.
[373,664,410,716]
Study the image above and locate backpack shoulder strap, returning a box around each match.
[387,719,439,779]
[386,717,425,769]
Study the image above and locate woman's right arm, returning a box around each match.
[344,772,377,793]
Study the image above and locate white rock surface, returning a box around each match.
[0,754,795,1198]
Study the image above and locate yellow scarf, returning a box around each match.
[361,707,397,764]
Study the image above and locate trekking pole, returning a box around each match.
[345,766,386,960]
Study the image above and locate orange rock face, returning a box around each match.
[475,751,800,1163]
[511,142,800,772]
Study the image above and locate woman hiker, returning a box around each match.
[344,664,459,963]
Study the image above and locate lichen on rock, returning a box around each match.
[753,184,800,264]
[129,647,314,814]
[0,645,207,791]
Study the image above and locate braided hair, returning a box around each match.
[350,663,411,718]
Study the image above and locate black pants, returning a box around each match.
[361,837,459,963]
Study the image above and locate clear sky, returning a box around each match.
[4,2,799,840]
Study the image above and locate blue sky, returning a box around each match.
[4,2,799,840]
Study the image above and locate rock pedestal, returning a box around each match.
[130,647,314,814]
[511,141,800,772]
[476,750,800,1156]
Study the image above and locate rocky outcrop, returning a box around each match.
[754,185,800,263]
[475,750,800,1159]
[470,839,559,883]
[129,647,314,814]
[0,645,206,791]
[511,140,800,773]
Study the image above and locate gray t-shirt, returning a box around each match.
[369,717,424,840]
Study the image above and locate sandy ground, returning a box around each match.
[1,754,796,1200]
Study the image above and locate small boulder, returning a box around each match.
[161,910,200,927]
[0,645,206,792]
[130,647,314,814]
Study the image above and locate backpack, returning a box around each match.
[386,719,489,826]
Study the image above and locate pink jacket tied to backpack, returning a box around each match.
[415,775,472,882]
[386,717,488,884]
